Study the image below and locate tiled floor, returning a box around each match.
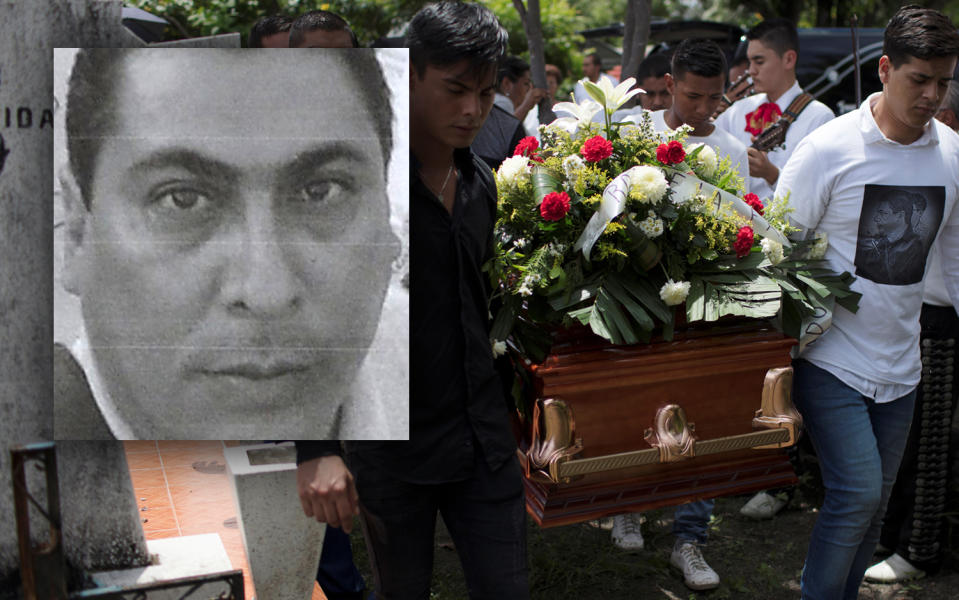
[123,440,326,600]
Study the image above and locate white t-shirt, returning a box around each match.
[647,109,750,194]
[775,92,959,401]
[923,243,951,307]
[716,80,834,202]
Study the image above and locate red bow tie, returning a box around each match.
[745,102,782,136]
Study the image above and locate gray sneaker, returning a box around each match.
[670,541,720,590]
[611,513,644,550]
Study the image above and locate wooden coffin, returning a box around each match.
[515,320,801,528]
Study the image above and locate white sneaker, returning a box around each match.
[611,513,645,550]
[670,541,720,590]
[739,491,786,519]
[864,553,925,583]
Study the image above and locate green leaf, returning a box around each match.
[587,302,615,342]
[549,284,598,311]
[613,274,673,323]
[596,288,638,344]
[686,277,706,321]
[795,273,831,299]
[489,300,518,343]
[531,166,561,204]
[604,278,655,337]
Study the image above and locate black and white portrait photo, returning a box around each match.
[854,184,944,286]
[52,48,409,440]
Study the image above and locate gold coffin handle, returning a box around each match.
[526,397,583,484]
[751,366,802,449]
[644,404,697,463]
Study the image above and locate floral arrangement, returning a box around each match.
[488,77,860,362]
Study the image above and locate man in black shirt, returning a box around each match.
[296,3,528,598]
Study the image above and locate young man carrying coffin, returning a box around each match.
[295,3,530,598]
[774,7,959,599]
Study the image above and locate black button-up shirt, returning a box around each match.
[297,148,517,484]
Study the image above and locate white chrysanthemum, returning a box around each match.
[809,231,829,260]
[562,154,586,181]
[626,165,668,203]
[638,209,664,239]
[549,242,566,257]
[491,340,507,358]
[659,279,691,306]
[517,283,533,297]
[496,155,530,188]
[688,143,718,178]
[514,238,528,249]
[761,238,784,265]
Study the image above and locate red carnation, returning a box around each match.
[540,191,571,221]
[581,136,613,162]
[656,140,686,165]
[734,226,755,258]
[743,193,764,215]
[514,136,539,157]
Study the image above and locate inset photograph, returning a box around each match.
[53,48,409,440]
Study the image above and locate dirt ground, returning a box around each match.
[350,477,959,599]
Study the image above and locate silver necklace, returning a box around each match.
[425,163,454,200]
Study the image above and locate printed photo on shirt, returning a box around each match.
[854,184,944,286]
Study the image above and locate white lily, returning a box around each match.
[582,76,644,114]
[551,98,603,133]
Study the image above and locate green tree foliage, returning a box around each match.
[128,0,422,46]
[479,0,585,77]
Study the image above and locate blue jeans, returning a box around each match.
[792,360,916,600]
[673,499,714,544]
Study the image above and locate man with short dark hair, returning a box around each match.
[249,14,292,48]
[289,9,358,48]
[716,18,833,202]
[55,49,404,440]
[637,52,672,111]
[295,4,529,598]
[610,40,749,590]
[863,76,959,586]
[775,6,959,598]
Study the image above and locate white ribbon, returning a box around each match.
[574,172,631,260]
[574,169,791,261]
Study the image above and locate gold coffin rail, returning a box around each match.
[557,427,791,480]
[524,366,800,484]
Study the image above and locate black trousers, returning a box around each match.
[347,449,529,600]
[879,303,959,571]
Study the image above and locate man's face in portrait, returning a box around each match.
[639,75,671,111]
[62,51,396,438]
[873,200,905,237]
[410,59,496,150]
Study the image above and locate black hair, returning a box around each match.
[249,14,293,48]
[585,52,602,67]
[289,10,359,48]
[498,55,529,87]
[637,53,671,81]
[746,18,799,57]
[883,5,959,67]
[942,80,959,116]
[731,39,749,67]
[407,2,508,77]
[671,39,727,81]
[66,49,393,208]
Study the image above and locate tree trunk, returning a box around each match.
[620,0,650,109]
[512,0,554,124]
